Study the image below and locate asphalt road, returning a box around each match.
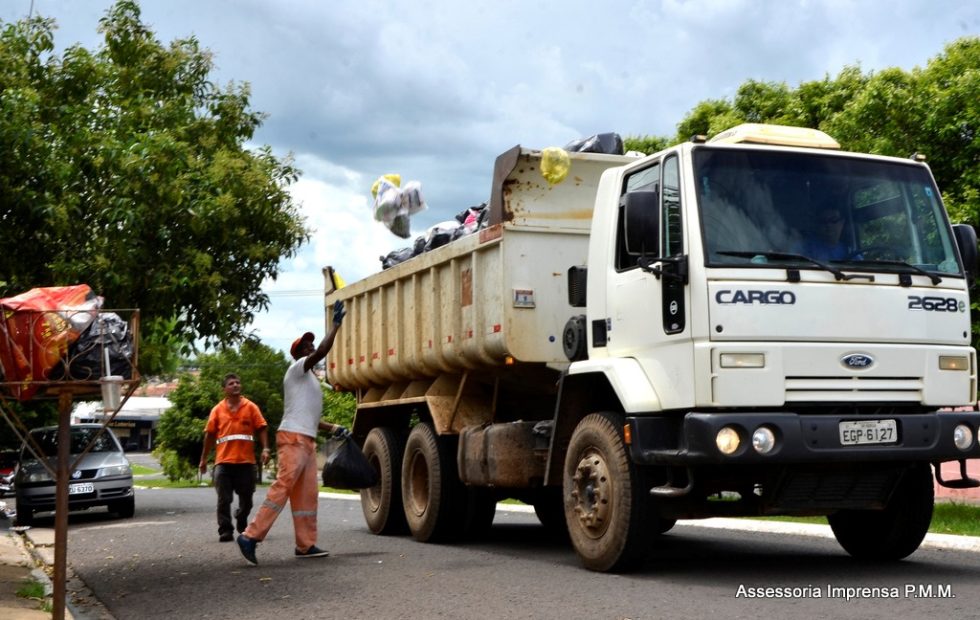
[34,486,980,620]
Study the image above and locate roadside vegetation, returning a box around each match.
[16,578,51,613]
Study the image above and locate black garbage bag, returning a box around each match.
[564,132,624,155]
[50,312,134,380]
[322,437,378,489]
[380,246,415,270]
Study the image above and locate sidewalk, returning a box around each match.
[0,502,114,620]
[0,525,49,620]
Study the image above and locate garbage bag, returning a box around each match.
[50,312,134,381]
[564,132,624,155]
[540,147,571,185]
[0,284,101,399]
[322,437,378,490]
[380,246,415,270]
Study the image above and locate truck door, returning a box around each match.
[607,155,689,338]
[605,154,691,408]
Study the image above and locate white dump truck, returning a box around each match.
[325,124,980,572]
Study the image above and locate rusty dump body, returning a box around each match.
[325,147,634,452]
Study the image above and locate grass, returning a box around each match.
[752,501,980,536]
[16,578,51,612]
[130,464,159,475]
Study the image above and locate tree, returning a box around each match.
[156,339,288,478]
[0,1,309,374]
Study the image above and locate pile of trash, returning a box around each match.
[0,285,134,400]
[380,203,489,270]
[372,132,625,271]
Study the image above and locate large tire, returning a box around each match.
[111,496,135,519]
[828,463,934,561]
[564,412,650,572]
[15,500,33,526]
[360,427,408,535]
[401,423,465,542]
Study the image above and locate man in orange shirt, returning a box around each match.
[199,374,269,542]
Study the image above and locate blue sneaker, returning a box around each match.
[295,545,329,558]
[237,534,258,566]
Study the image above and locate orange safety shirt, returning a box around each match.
[205,397,268,465]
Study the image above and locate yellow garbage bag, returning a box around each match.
[540,147,570,185]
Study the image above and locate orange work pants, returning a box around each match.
[243,430,319,552]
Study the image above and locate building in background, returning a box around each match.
[71,380,177,451]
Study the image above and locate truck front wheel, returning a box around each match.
[360,427,408,535]
[401,422,464,542]
[828,463,934,561]
[564,412,651,572]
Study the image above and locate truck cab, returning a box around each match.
[555,124,979,569]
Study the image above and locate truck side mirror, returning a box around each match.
[623,190,660,257]
[952,224,978,287]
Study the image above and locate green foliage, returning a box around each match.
[323,388,355,429]
[0,400,57,449]
[155,447,197,482]
[156,338,288,478]
[0,1,309,375]
[623,135,671,155]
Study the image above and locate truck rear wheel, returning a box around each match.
[564,412,650,572]
[828,463,934,561]
[360,427,408,535]
[401,422,464,542]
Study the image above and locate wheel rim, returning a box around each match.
[407,449,430,517]
[570,448,612,539]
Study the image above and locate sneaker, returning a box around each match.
[237,534,258,566]
[219,532,234,542]
[295,545,329,558]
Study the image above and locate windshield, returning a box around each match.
[694,148,961,276]
[24,427,119,457]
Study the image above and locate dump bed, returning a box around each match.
[325,146,634,390]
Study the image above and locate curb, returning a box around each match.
[14,527,116,620]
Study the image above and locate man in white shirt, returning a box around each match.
[237,301,348,565]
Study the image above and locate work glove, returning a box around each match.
[332,300,347,326]
[333,426,352,440]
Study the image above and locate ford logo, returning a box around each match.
[841,353,874,369]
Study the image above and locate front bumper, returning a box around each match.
[16,476,134,511]
[629,411,980,465]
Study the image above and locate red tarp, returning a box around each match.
[0,285,96,400]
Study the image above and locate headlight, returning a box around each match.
[953,424,974,451]
[752,427,777,454]
[716,426,741,455]
[24,469,52,483]
[98,464,132,478]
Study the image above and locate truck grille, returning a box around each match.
[768,467,900,511]
[784,376,922,402]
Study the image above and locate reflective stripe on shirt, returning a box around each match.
[216,434,255,444]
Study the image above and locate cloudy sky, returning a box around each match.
[3,0,978,355]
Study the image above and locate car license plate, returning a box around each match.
[68,482,94,495]
[839,419,897,445]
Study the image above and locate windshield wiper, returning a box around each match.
[855,259,942,285]
[717,251,873,282]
